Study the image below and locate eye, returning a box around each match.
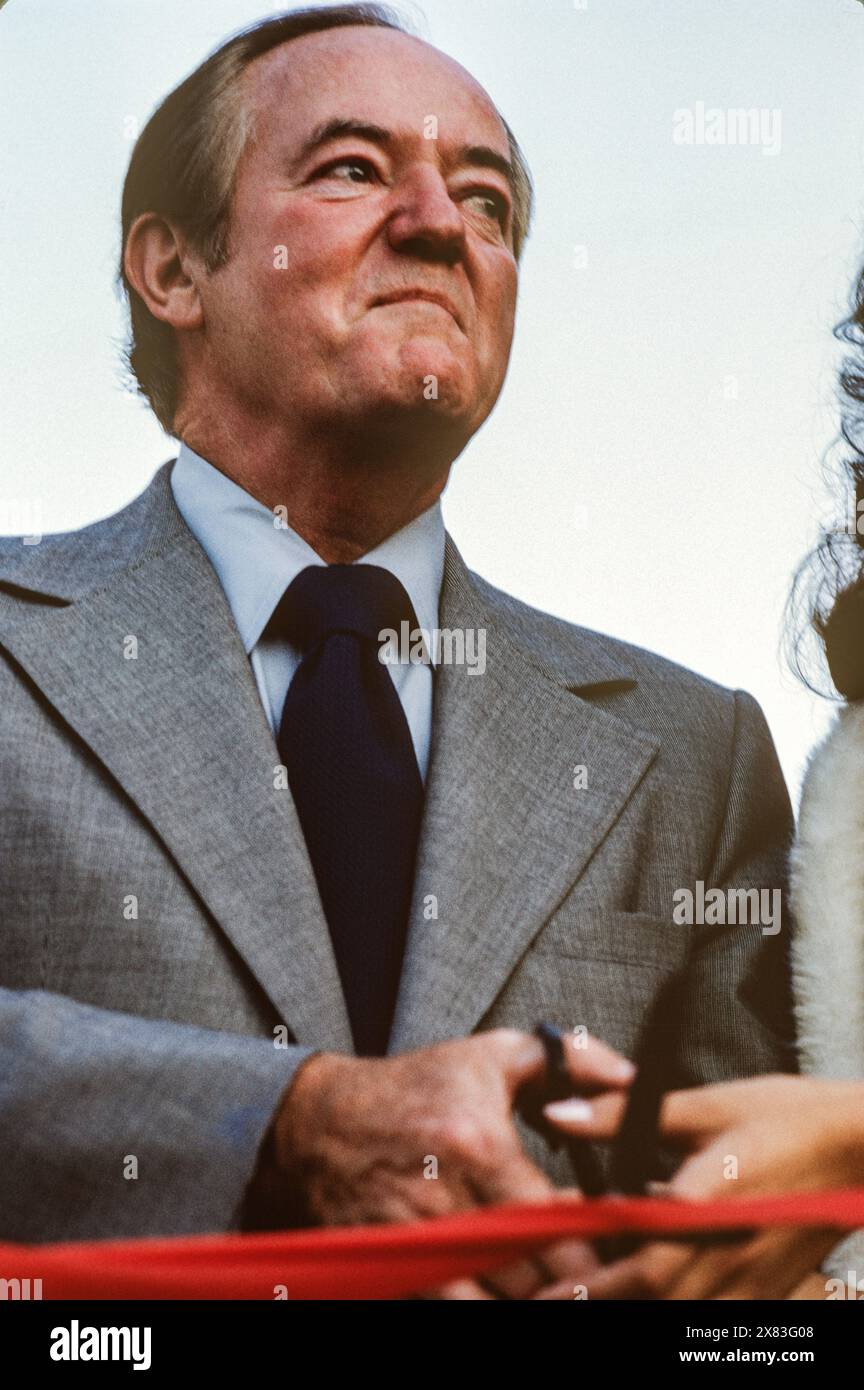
[312,156,378,185]
[462,187,510,228]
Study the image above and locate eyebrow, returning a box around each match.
[291,116,516,197]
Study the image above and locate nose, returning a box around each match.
[385,164,467,264]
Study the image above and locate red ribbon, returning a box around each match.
[3,1190,863,1300]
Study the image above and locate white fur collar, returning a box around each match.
[790,704,864,1077]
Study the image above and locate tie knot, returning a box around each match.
[272,563,418,652]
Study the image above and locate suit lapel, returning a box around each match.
[0,509,354,1051]
[388,538,660,1053]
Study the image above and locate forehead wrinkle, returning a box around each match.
[240,27,510,158]
[284,115,512,190]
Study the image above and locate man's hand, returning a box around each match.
[542,1075,864,1300]
[252,1027,634,1297]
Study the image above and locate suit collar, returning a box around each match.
[170,444,446,657]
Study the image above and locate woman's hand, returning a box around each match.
[786,1272,832,1299]
[539,1075,864,1300]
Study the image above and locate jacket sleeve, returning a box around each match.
[673,688,798,1087]
[0,986,317,1243]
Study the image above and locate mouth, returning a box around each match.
[373,290,463,332]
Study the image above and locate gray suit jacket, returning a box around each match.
[0,462,794,1242]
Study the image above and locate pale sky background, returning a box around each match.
[2,0,864,799]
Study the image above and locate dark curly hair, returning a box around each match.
[788,259,864,700]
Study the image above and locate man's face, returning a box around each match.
[194,26,519,450]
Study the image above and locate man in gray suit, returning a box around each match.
[0,6,793,1295]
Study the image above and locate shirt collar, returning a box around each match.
[171,443,445,655]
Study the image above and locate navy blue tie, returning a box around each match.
[270,564,425,1056]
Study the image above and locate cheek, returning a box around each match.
[476,278,516,374]
[254,198,360,300]
[496,267,519,335]
[216,254,339,355]
[477,255,517,328]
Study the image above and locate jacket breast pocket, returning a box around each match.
[481,910,690,1062]
[528,907,688,972]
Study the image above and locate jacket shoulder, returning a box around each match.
[0,462,178,601]
[472,569,740,713]
[468,569,785,811]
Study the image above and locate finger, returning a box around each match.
[585,1241,695,1300]
[471,1182,555,1302]
[492,1026,634,1100]
[478,1233,603,1300]
[562,1030,636,1091]
[538,1236,603,1287]
[664,1241,749,1301]
[707,1228,839,1302]
[545,1085,750,1147]
[543,1089,627,1138]
[510,1191,602,1295]
[547,1084,755,1150]
[664,1227,835,1302]
[784,1271,831,1301]
[580,1254,651,1300]
[646,1180,672,1197]
[478,1256,551,1299]
[663,1141,735,1201]
[654,1085,757,1144]
[532,1275,592,1300]
[471,1174,600,1302]
[467,1151,559,1299]
[422,1279,497,1300]
[487,1028,548,1094]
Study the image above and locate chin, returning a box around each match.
[376,336,478,412]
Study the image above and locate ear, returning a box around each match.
[124,214,204,331]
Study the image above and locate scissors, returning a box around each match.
[522,974,753,1259]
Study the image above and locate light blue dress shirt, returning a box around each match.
[171,444,445,782]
